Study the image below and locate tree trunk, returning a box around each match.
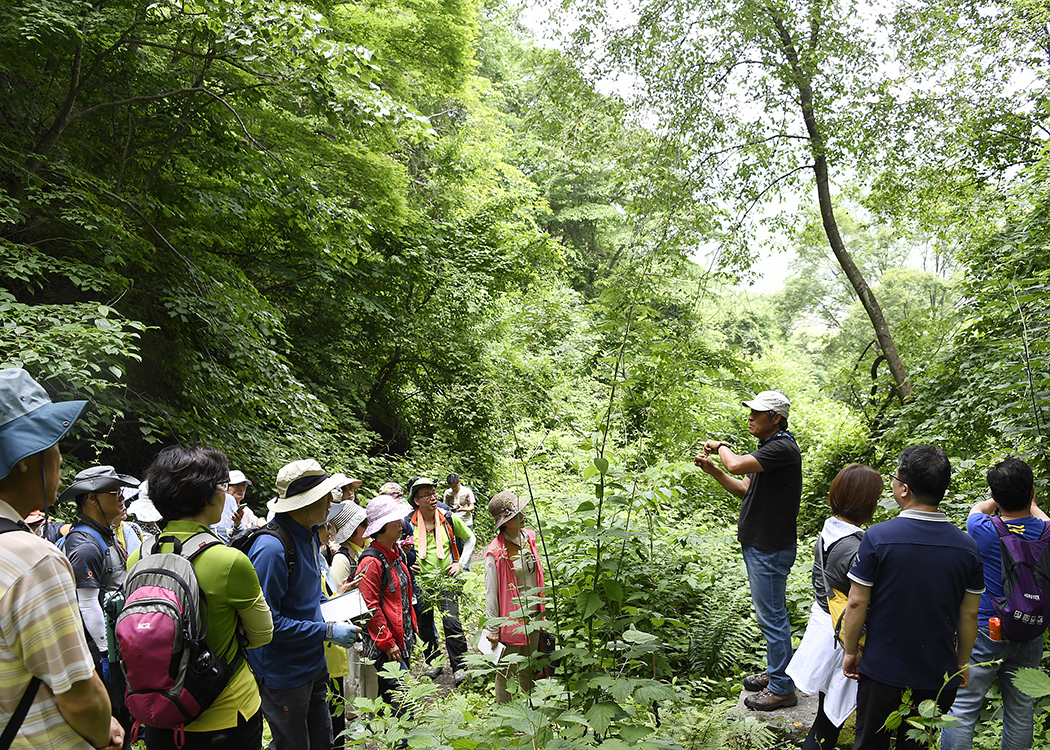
[768,8,915,402]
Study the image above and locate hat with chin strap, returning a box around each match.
[58,465,139,506]
[268,459,343,513]
[0,368,87,481]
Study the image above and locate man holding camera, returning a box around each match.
[694,389,802,711]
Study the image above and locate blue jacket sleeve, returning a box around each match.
[249,535,327,648]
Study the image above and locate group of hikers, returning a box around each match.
[0,368,547,750]
[696,389,1047,750]
[1,365,1042,750]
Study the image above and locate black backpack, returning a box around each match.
[354,548,399,660]
[228,522,297,573]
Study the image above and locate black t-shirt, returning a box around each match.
[737,434,802,550]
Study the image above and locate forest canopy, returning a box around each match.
[4,0,1050,745]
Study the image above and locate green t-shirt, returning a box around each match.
[416,512,471,575]
[127,521,266,731]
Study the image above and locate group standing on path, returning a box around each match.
[0,365,551,750]
[4,363,1043,750]
[697,387,1050,750]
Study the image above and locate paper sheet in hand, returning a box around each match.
[320,590,371,623]
[477,632,505,664]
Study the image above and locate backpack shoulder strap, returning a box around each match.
[236,523,297,574]
[0,518,28,534]
[440,510,461,562]
[991,515,1011,538]
[264,522,297,574]
[59,524,107,552]
[0,676,41,750]
[181,532,223,561]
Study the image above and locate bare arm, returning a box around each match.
[841,581,871,679]
[1030,498,1050,521]
[702,441,764,476]
[956,591,981,688]
[54,674,121,749]
[694,454,751,499]
[969,499,997,516]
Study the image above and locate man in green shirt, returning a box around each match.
[406,478,475,686]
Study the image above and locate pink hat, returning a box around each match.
[364,494,408,537]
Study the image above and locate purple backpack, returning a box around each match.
[991,516,1050,641]
[114,533,241,732]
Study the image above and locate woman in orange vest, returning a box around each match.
[483,490,545,703]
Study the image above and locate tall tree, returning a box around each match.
[564,0,926,399]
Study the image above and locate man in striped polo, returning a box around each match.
[0,368,123,750]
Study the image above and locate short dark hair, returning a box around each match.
[987,458,1034,513]
[896,445,951,505]
[763,411,789,431]
[447,473,460,485]
[828,464,883,524]
[145,445,229,521]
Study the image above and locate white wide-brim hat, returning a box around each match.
[268,459,344,514]
[364,494,411,538]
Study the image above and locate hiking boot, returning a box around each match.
[742,672,769,692]
[453,670,469,686]
[424,665,444,679]
[744,688,798,711]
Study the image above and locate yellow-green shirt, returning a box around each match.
[128,521,272,731]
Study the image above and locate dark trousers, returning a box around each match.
[373,653,410,718]
[853,675,958,750]
[259,666,333,750]
[144,710,263,750]
[802,692,841,750]
[416,592,467,674]
[329,676,345,749]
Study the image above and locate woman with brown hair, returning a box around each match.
[787,464,884,750]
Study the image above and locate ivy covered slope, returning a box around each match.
[0,0,561,483]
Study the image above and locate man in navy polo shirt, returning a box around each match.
[841,444,984,750]
[941,458,1049,750]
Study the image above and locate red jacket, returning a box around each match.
[358,542,418,655]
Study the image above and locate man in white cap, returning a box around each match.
[212,469,261,542]
[244,459,359,750]
[694,389,802,711]
[0,368,123,750]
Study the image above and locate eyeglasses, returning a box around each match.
[416,491,437,500]
[889,473,906,485]
[218,481,230,491]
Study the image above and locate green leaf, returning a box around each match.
[581,592,603,619]
[584,702,619,735]
[1012,668,1050,698]
[594,456,609,474]
[917,699,938,719]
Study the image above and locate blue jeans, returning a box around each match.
[741,544,797,695]
[941,629,1042,750]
